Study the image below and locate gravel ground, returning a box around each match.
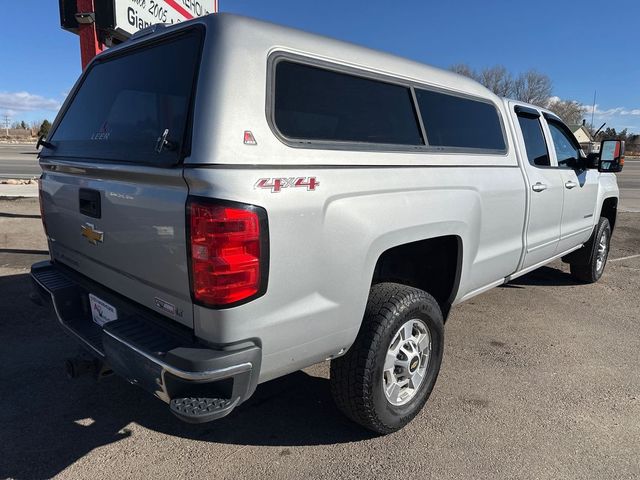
[0,199,638,480]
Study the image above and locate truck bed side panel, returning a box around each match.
[185,165,525,382]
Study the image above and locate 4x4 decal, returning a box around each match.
[254,177,319,193]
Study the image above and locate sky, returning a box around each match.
[1,0,639,132]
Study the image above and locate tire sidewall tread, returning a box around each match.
[570,217,611,283]
[330,282,444,434]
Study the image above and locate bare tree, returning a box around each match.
[546,99,587,125]
[450,64,514,97]
[450,63,478,80]
[478,66,513,97]
[451,64,553,106]
[512,70,552,106]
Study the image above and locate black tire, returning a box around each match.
[330,282,444,434]
[570,217,611,283]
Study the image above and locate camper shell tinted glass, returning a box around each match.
[43,27,204,165]
[415,89,506,151]
[271,56,507,154]
[273,60,424,146]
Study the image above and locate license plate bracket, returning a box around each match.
[89,293,118,326]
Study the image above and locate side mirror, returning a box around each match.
[586,152,600,169]
[599,140,625,173]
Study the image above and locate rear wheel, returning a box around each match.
[570,217,611,283]
[330,283,444,434]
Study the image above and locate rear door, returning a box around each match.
[39,27,204,327]
[512,104,564,269]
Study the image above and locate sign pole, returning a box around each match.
[61,0,218,68]
[77,0,104,69]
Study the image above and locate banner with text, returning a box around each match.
[114,0,216,38]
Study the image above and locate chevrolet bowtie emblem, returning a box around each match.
[81,223,104,245]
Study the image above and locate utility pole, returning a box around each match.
[590,90,597,132]
[3,114,10,136]
[76,0,104,70]
[60,0,219,68]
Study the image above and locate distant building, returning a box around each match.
[568,123,598,153]
[568,124,593,143]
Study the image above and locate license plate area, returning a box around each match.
[89,293,118,326]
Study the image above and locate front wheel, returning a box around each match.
[330,283,444,434]
[570,217,611,283]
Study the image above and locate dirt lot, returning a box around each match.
[1,198,639,480]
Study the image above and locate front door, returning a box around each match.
[545,119,600,253]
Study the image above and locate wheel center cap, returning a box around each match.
[409,356,420,373]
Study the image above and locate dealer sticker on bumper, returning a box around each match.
[89,293,118,326]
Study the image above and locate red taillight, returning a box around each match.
[188,199,267,307]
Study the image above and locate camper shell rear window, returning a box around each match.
[43,27,204,165]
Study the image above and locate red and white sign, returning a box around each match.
[61,0,218,69]
[113,0,217,38]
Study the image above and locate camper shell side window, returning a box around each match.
[268,54,507,155]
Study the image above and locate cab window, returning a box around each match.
[547,121,580,167]
[517,114,550,167]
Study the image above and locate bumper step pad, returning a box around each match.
[170,397,239,423]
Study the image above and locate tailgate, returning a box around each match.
[40,163,193,327]
[37,25,205,327]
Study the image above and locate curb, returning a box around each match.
[0,185,39,199]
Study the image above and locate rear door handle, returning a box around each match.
[532,182,547,192]
[565,181,577,189]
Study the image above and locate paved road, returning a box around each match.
[1,143,638,209]
[0,143,40,179]
[1,198,639,480]
[618,158,640,212]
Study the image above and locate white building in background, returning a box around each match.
[569,123,599,153]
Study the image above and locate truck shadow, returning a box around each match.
[0,273,373,480]
[0,261,594,479]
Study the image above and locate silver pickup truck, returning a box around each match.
[32,13,623,434]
